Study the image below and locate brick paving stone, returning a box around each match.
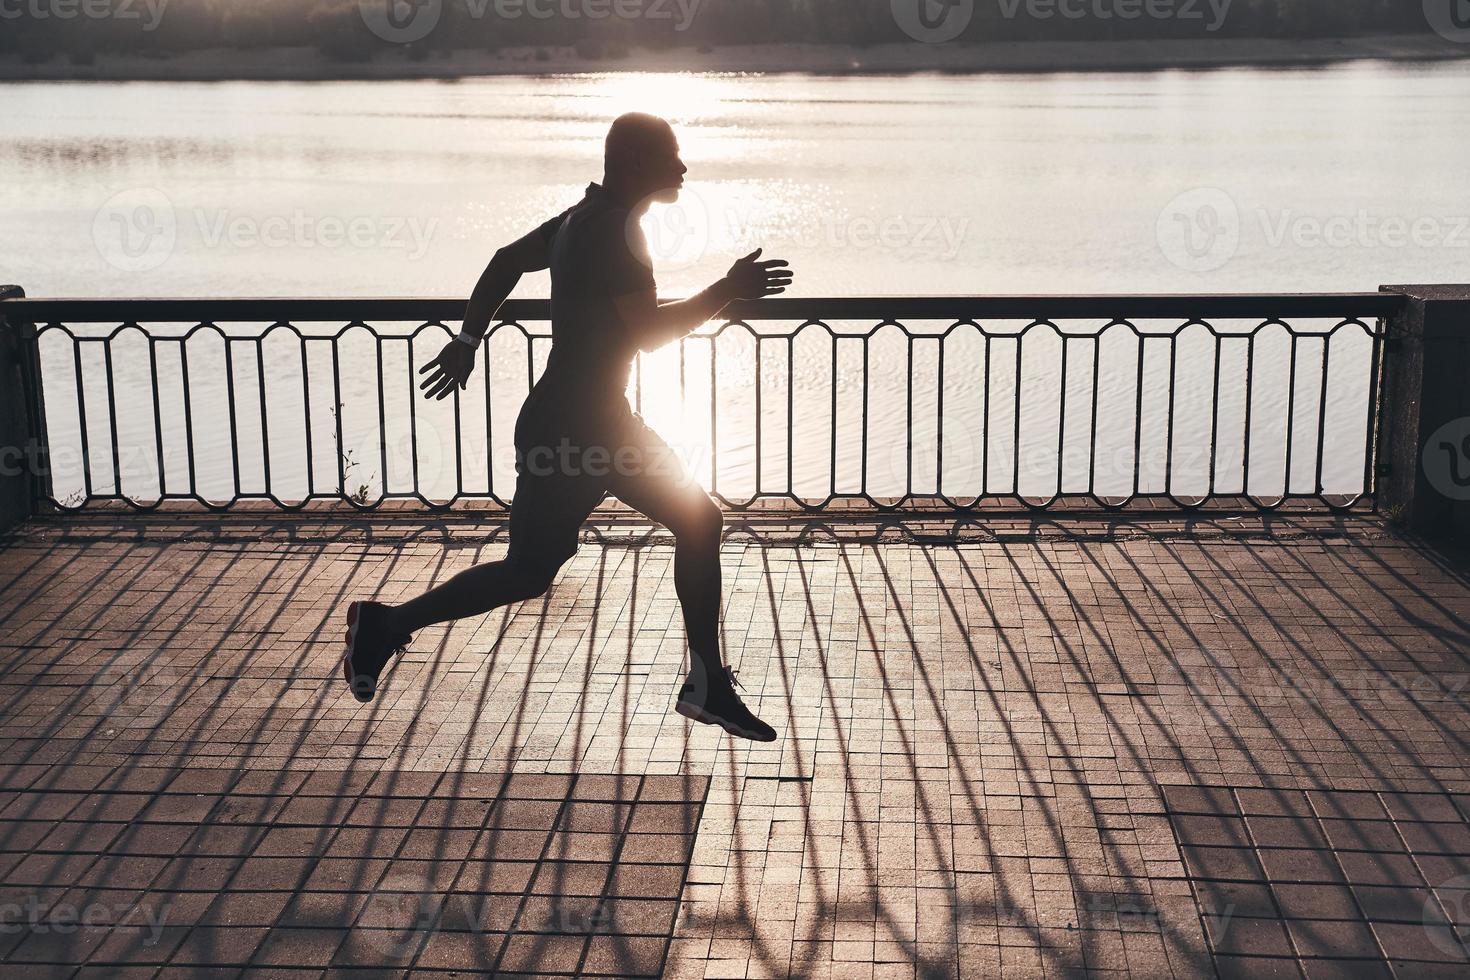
[1193,880,1276,918]
[584,934,668,975]
[530,860,614,896]
[92,924,191,964]
[516,893,603,933]
[1270,883,1359,921]
[1306,791,1387,822]
[1318,820,1402,853]
[453,859,537,895]
[1334,852,1423,888]
[1247,816,1329,850]
[498,932,586,971]
[436,891,520,933]
[1284,918,1381,959]
[1236,790,1314,818]
[1373,922,1470,962]
[3,516,1469,977]
[1349,884,1436,923]
[1305,962,1395,980]
[1180,845,1265,882]
[1212,955,1302,979]
[415,929,505,970]
[1258,849,1345,885]
[250,927,347,967]
[199,893,292,928]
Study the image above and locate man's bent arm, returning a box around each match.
[462,230,553,340]
[619,278,740,353]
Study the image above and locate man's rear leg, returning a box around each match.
[342,556,560,703]
[389,556,560,635]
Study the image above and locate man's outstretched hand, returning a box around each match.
[419,338,477,401]
[725,249,794,300]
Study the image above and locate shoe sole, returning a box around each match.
[342,602,374,704]
[675,699,776,743]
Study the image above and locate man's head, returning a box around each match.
[604,113,687,205]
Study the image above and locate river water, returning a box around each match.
[4,64,1467,505]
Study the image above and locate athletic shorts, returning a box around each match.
[506,397,703,576]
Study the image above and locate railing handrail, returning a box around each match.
[0,293,1407,323]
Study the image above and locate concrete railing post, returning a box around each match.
[0,285,48,533]
[1379,285,1470,544]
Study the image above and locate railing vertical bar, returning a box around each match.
[222,334,243,500]
[256,339,272,499]
[300,334,315,500]
[332,336,346,497]
[981,334,991,497]
[906,333,915,499]
[1207,331,1223,497]
[147,336,165,501]
[1163,331,1179,498]
[1056,333,1069,499]
[1282,332,1300,498]
[449,333,465,502]
[1363,321,1386,508]
[1086,330,1101,498]
[1241,334,1256,499]
[1313,334,1332,496]
[1131,333,1146,500]
[755,336,764,496]
[375,333,389,502]
[407,336,422,500]
[860,337,870,498]
[936,332,946,498]
[180,339,198,499]
[102,337,123,498]
[786,335,794,496]
[1011,334,1023,497]
[829,334,838,500]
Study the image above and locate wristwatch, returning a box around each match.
[454,330,482,350]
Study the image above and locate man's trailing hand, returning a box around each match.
[419,339,477,401]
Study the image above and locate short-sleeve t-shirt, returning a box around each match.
[528,183,655,412]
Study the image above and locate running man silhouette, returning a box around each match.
[343,113,793,742]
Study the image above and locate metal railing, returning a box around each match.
[0,293,1402,516]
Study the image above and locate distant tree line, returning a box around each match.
[0,0,1442,64]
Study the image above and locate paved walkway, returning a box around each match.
[0,515,1468,978]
